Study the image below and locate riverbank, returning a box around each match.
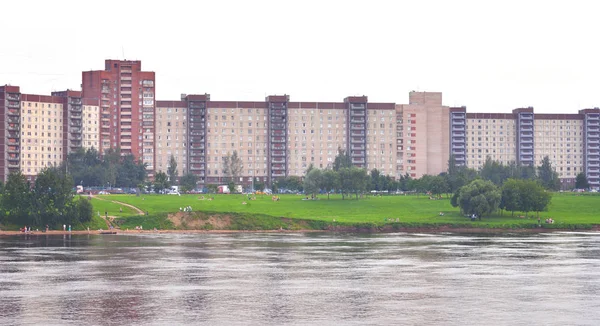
[2,225,599,236]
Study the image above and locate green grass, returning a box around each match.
[87,197,139,218]
[114,213,174,230]
[96,192,600,230]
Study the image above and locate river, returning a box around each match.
[1,232,599,325]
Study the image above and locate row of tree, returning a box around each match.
[0,169,93,228]
[451,178,552,219]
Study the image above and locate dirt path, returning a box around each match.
[90,195,145,215]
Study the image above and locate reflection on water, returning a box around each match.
[1,232,600,325]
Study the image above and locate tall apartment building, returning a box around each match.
[395,92,450,179]
[450,106,600,188]
[0,85,22,182]
[155,99,188,179]
[82,60,156,177]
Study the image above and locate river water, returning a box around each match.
[1,232,600,325]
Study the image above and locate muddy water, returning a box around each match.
[1,232,599,325]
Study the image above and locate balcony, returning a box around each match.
[272,131,286,136]
[452,119,465,125]
[7,109,19,116]
[7,155,19,161]
[7,101,19,108]
[7,148,19,154]
[271,123,285,129]
[352,158,366,164]
[271,150,285,156]
[588,168,600,173]
[7,117,20,124]
[190,158,205,163]
[587,121,600,126]
[452,144,465,149]
[190,131,205,136]
[189,151,204,157]
[272,158,286,163]
[520,138,533,143]
[351,152,364,157]
[520,155,533,161]
[351,124,365,130]
[7,124,19,131]
[71,127,82,133]
[271,172,286,177]
[452,113,466,119]
[70,135,82,141]
[351,131,365,136]
[70,99,82,105]
[587,139,599,144]
[7,139,19,146]
[452,137,465,143]
[521,125,533,131]
[271,137,285,143]
[351,145,365,150]
[351,118,365,123]
[71,113,82,119]
[521,120,533,126]
[7,94,19,101]
[190,144,205,150]
[520,114,533,119]
[271,145,285,150]
[351,137,365,142]
[350,110,365,116]
[70,106,82,112]
[189,102,205,109]
[588,126,600,132]
[588,163,600,168]
[8,162,19,168]
[452,150,465,155]
[101,88,110,94]
[452,132,465,137]
[270,110,286,116]
[452,126,465,131]
[142,81,154,87]
[190,165,205,171]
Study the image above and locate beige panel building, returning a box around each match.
[465,114,517,169]
[20,95,64,180]
[395,92,449,179]
[82,99,100,151]
[534,116,584,181]
[287,103,347,175]
[366,106,396,175]
[205,102,269,184]
[155,101,188,179]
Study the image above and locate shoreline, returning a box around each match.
[1,226,598,236]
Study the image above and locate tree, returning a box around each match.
[500,179,521,216]
[303,169,322,198]
[350,168,369,199]
[338,167,353,199]
[167,155,178,185]
[537,156,560,191]
[320,169,339,200]
[575,172,590,190]
[179,172,198,194]
[1,171,32,225]
[32,167,76,227]
[333,147,351,171]
[457,179,501,219]
[480,156,510,186]
[153,171,169,193]
[223,151,243,184]
[428,175,449,198]
[305,163,315,176]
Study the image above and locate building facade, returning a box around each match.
[82,60,156,178]
[3,58,600,189]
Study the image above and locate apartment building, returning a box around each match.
[155,99,188,179]
[0,85,22,182]
[82,60,156,177]
[396,92,450,179]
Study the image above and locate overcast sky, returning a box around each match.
[1,0,599,113]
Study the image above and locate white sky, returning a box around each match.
[1,0,599,113]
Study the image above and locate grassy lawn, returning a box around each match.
[97,192,600,229]
[86,196,139,218]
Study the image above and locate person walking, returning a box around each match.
[68,225,71,232]
[63,224,66,231]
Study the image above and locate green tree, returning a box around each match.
[1,171,32,225]
[167,155,178,185]
[223,150,243,184]
[179,172,199,193]
[338,167,353,199]
[457,179,501,219]
[480,156,510,186]
[350,168,369,199]
[429,175,449,198]
[500,179,521,216]
[206,184,218,194]
[320,169,339,200]
[537,156,560,191]
[333,147,351,171]
[303,168,322,198]
[575,172,589,190]
[153,171,169,193]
